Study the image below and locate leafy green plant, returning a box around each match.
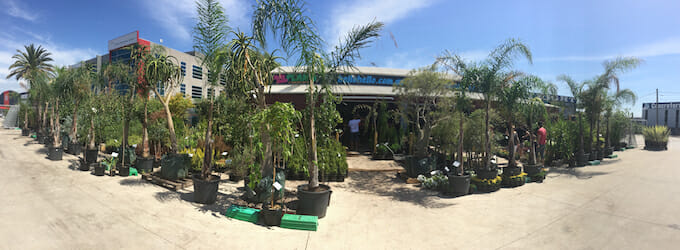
[643,126,669,143]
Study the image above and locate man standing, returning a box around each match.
[348,115,361,151]
[536,121,547,163]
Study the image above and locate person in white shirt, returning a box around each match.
[348,115,361,151]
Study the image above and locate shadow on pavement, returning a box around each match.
[548,167,610,180]
[119,178,149,186]
[154,190,242,218]
[343,171,454,209]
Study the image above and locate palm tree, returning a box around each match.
[558,75,587,165]
[602,88,636,155]
[253,0,383,190]
[6,44,54,130]
[65,63,96,147]
[459,39,532,170]
[193,0,230,180]
[583,57,641,158]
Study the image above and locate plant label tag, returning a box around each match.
[273,182,282,190]
[453,161,460,167]
[132,144,137,148]
[430,170,438,176]
[111,152,119,157]
[221,152,228,156]
[445,167,450,172]
[188,153,193,157]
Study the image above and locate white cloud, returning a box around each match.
[383,49,432,69]
[5,0,39,22]
[537,37,680,62]
[327,0,433,48]
[141,0,250,42]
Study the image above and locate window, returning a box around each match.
[676,110,679,128]
[180,84,186,97]
[644,110,648,120]
[156,83,165,96]
[180,62,186,76]
[110,48,131,63]
[192,65,203,79]
[664,110,668,125]
[207,88,214,99]
[192,85,202,99]
[219,74,226,86]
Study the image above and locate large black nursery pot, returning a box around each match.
[85,148,98,164]
[21,128,30,136]
[37,133,45,144]
[261,205,283,226]
[296,184,332,219]
[68,142,82,156]
[192,174,221,204]
[47,146,63,161]
[502,166,522,176]
[78,159,91,171]
[446,173,471,196]
[135,157,154,174]
[160,154,190,180]
[118,165,130,177]
[475,168,498,180]
[523,164,542,176]
[94,163,106,176]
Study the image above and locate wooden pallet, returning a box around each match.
[141,172,192,191]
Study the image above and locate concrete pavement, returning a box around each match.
[1,127,679,249]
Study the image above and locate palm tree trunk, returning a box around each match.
[577,112,585,163]
[142,98,150,158]
[54,99,61,147]
[484,97,491,168]
[88,117,95,150]
[596,118,601,158]
[507,121,515,167]
[458,111,464,175]
[201,100,214,179]
[605,114,611,154]
[71,100,80,140]
[308,74,319,190]
[259,86,273,177]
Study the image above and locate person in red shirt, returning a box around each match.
[536,121,547,163]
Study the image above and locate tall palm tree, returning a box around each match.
[7,44,54,130]
[192,0,231,180]
[558,75,587,165]
[469,39,532,170]
[253,0,383,189]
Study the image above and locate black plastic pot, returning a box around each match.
[476,168,498,180]
[524,164,542,176]
[85,149,98,164]
[296,184,332,219]
[502,166,522,176]
[94,163,105,176]
[260,206,283,226]
[47,146,63,161]
[588,151,597,161]
[119,166,130,177]
[192,174,221,204]
[37,133,45,144]
[160,154,190,180]
[21,128,29,136]
[68,142,82,156]
[78,160,91,171]
[446,173,471,196]
[135,157,154,174]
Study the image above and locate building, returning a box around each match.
[642,102,680,133]
[82,31,223,100]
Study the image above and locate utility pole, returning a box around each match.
[656,88,659,126]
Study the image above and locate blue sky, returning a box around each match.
[1,0,679,116]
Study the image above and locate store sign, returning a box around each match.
[108,31,138,51]
[273,73,402,86]
[643,102,680,109]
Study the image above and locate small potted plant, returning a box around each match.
[97,155,117,176]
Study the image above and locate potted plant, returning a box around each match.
[96,156,117,176]
[44,72,63,161]
[643,125,669,150]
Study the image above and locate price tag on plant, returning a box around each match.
[221,152,228,156]
[430,170,438,176]
[445,167,450,172]
[188,153,193,157]
[273,182,282,190]
[132,144,137,148]
[111,152,119,157]
[453,161,460,167]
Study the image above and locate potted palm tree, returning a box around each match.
[253,0,384,218]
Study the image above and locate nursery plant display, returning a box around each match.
[643,126,669,150]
